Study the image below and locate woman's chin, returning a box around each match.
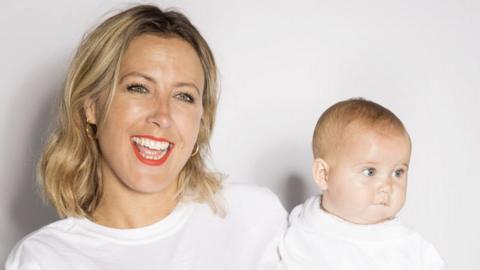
[123,176,177,195]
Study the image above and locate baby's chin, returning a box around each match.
[322,201,401,225]
[342,215,394,225]
[341,208,399,225]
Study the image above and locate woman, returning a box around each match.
[6,5,286,270]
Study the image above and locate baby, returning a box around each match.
[279,98,446,270]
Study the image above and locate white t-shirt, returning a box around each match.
[279,195,446,270]
[6,183,287,270]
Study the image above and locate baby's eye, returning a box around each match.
[361,167,376,177]
[126,83,148,94]
[392,169,405,178]
[175,92,195,103]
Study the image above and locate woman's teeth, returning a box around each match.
[131,137,170,151]
[140,148,166,160]
[131,137,172,161]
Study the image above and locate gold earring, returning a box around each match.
[85,124,95,140]
[191,144,199,156]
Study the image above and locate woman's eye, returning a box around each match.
[175,92,194,103]
[392,169,405,178]
[126,83,148,94]
[361,168,376,177]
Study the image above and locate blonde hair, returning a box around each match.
[39,4,222,218]
[312,97,409,160]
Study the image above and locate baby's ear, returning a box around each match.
[312,158,329,191]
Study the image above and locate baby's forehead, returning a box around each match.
[331,122,411,160]
[342,117,403,133]
[341,120,410,143]
[327,119,409,147]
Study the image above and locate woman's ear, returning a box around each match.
[312,158,329,191]
[84,98,97,124]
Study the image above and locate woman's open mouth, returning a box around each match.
[130,135,174,166]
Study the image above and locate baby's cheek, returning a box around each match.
[394,185,407,200]
[390,194,406,213]
[397,192,407,208]
[350,190,373,209]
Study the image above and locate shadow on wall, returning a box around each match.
[3,63,63,262]
[283,173,310,211]
[253,142,317,212]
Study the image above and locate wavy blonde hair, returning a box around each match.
[39,4,222,218]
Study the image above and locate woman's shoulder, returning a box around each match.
[222,182,284,207]
[220,182,287,221]
[6,218,76,269]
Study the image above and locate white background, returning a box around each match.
[1,0,479,268]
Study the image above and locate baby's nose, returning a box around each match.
[379,177,393,193]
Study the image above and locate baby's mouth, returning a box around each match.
[130,136,174,165]
[375,192,391,206]
[376,199,390,206]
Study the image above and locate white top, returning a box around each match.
[279,196,446,270]
[6,183,287,270]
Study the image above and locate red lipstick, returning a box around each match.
[130,135,174,166]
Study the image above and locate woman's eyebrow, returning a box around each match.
[174,82,201,95]
[119,71,155,83]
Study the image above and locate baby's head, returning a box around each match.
[312,98,411,224]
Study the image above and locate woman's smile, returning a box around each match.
[130,135,175,165]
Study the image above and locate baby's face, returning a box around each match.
[321,125,411,224]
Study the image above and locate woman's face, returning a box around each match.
[86,34,204,195]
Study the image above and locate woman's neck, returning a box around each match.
[92,179,179,229]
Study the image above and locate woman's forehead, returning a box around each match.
[119,35,204,88]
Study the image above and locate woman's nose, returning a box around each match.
[146,97,172,129]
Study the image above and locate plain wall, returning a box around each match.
[1,0,479,268]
